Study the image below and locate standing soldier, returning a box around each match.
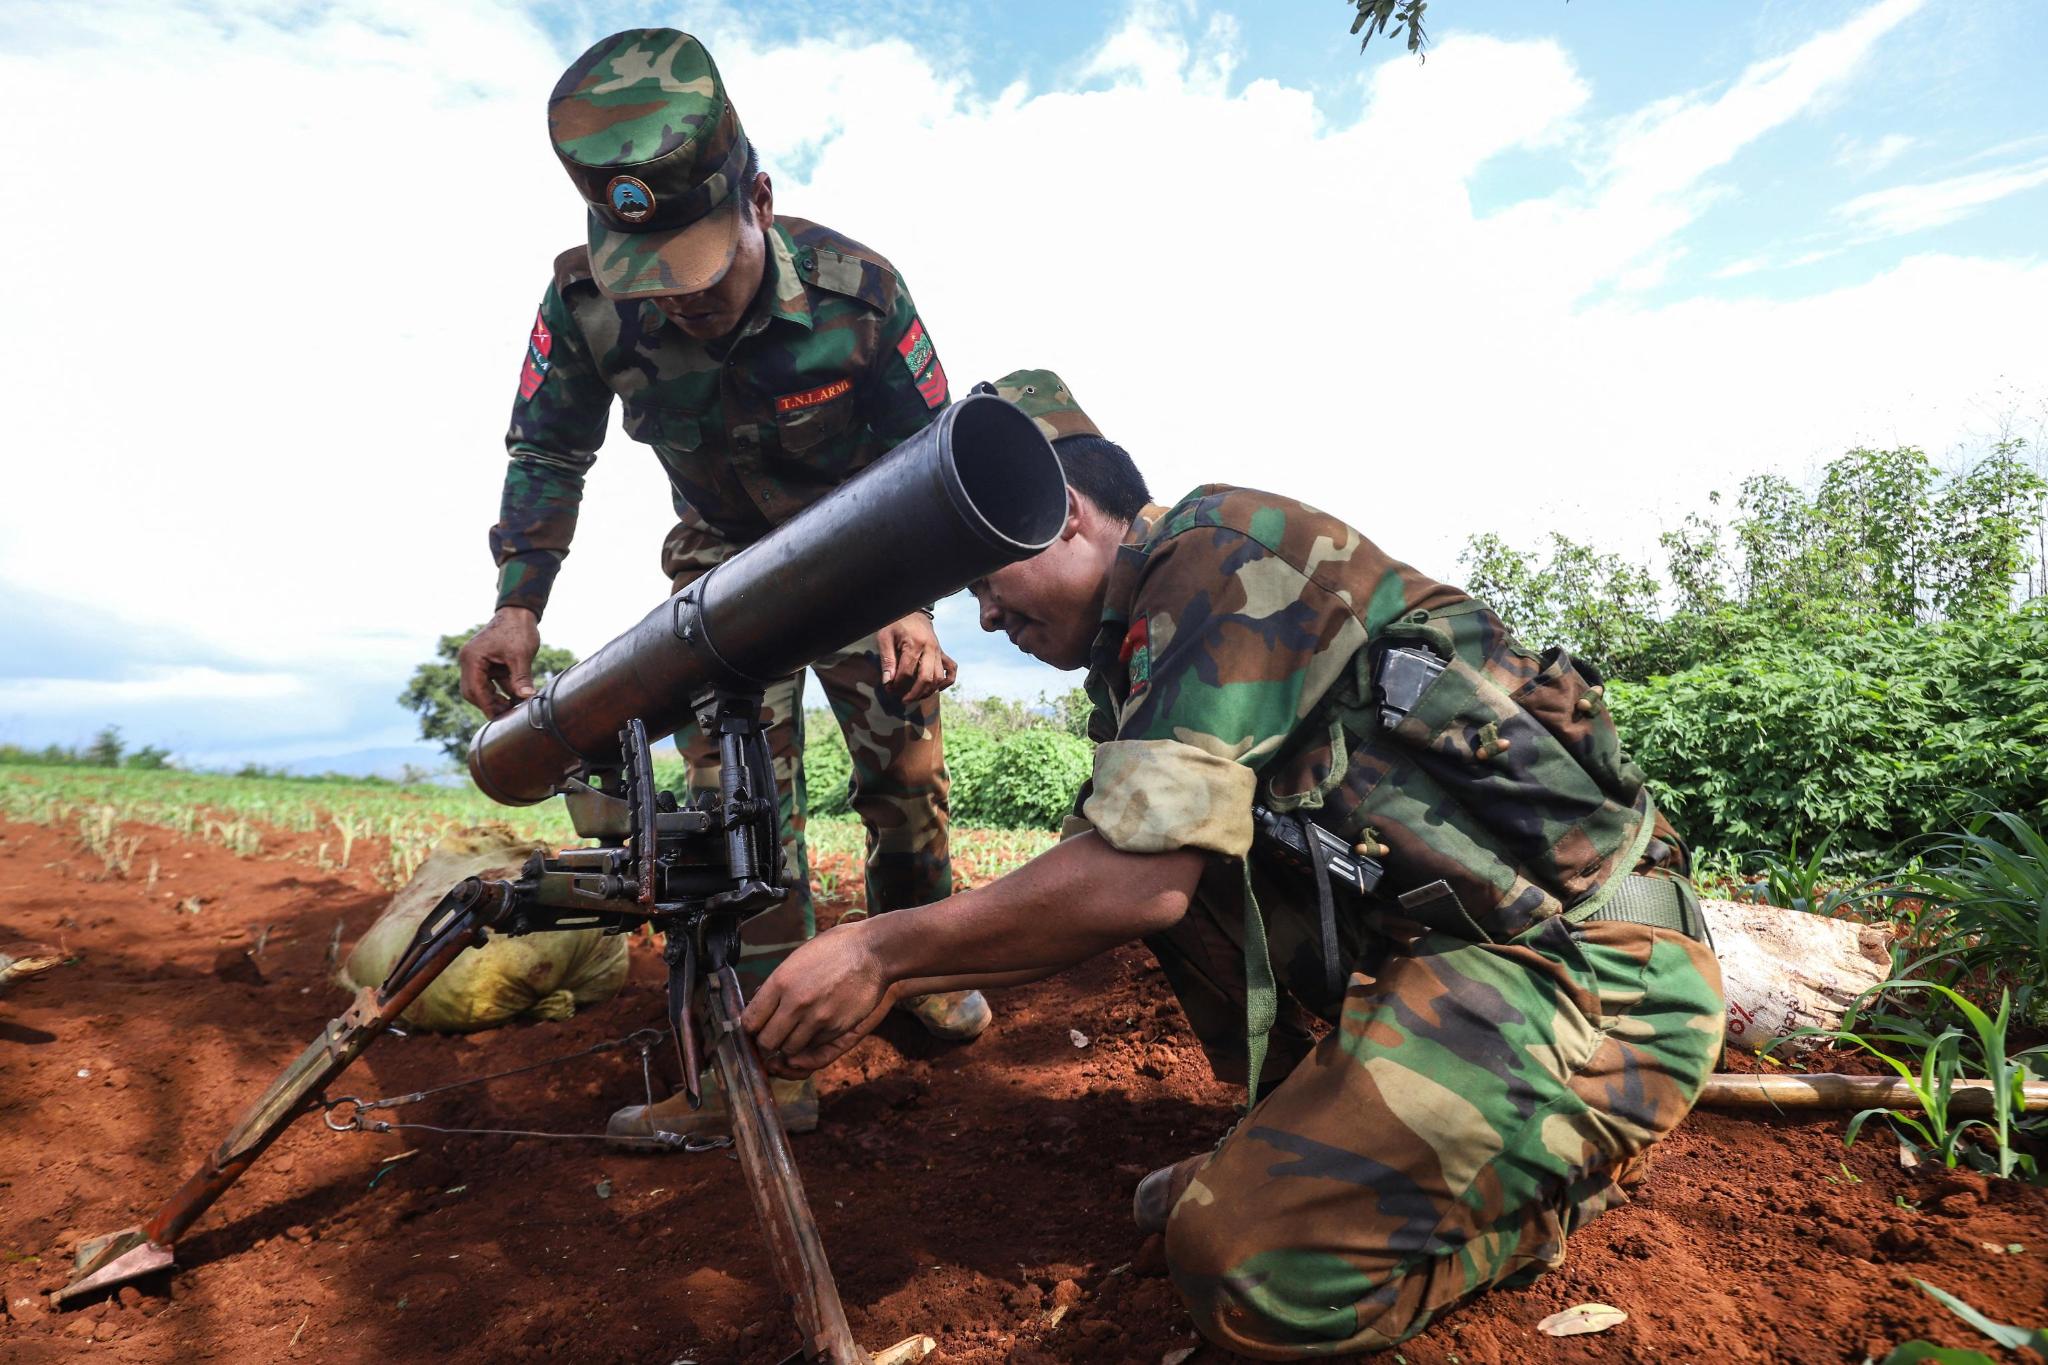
[455,29,990,1144]
[740,371,1725,1356]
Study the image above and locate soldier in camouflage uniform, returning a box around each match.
[453,29,991,1141]
[742,371,1725,1355]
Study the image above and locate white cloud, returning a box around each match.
[1835,131,1920,174]
[1836,156,2048,236]
[0,667,308,712]
[2,0,2042,763]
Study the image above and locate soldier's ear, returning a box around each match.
[750,173,775,229]
[1061,487,1088,541]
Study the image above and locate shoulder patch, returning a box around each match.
[517,306,553,401]
[780,216,898,312]
[895,318,947,409]
[551,245,595,290]
[1120,615,1152,698]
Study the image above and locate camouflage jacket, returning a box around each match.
[1077,485,1657,958]
[490,217,949,614]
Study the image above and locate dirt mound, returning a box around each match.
[1,815,2043,1363]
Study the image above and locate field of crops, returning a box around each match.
[0,763,1057,891]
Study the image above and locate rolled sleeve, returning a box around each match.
[1080,739,1257,858]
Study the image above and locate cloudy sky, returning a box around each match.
[3,0,2045,771]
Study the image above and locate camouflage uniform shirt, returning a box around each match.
[491,217,949,613]
[1079,483,1468,879]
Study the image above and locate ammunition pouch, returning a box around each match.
[1282,598,1663,947]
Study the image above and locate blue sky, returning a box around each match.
[2,0,2045,773]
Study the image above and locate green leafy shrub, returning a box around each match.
[953,727,1091,831]
[798,711,855,819]
[1607,607,2048,858]
[797,707,1089,832]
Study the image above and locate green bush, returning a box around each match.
[1608,606,2048,858]
[953,727,1091,831]
[800,713,855,819]
[796,708,1089,832]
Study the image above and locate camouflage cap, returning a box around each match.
[549,30,750,300]
[971,369,1102,443]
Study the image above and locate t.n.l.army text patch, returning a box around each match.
[517,309,553,400]
[896,317,947,409]
[774,377,853,414]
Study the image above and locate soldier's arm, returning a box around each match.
[858,275,949,448]
[745,834,1205,1073]
[489,279,612,616]
[1076,528,1365,859]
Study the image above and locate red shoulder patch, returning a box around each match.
[1119,616,1151,697]
[896,317,946,409]
[517,309,553,400]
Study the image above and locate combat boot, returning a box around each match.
[893,988,992,1041]
[1132,1152,1210,1234]
[606,1070,819,1149]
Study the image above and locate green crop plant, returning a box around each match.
[1747,831,1867,916]
[331,812,365,869]
[1867,1278,2048,1364]
[1812,983,2044,1179]
[1882,811,2048,1023]
[74,804,144,879]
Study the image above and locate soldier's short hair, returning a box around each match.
[1053,435,1151,523]
[738,140,761,221]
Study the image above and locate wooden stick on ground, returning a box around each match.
[1698,1072,2048,1114]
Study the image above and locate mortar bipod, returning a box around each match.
[54,875,514,1308]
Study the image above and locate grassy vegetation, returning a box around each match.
[0,761,1053,891]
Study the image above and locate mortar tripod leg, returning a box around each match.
[55,879,508,1307]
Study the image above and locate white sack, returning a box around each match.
[1700,898,1892,1054]
[340,824,629,1032]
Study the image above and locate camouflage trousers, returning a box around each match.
[1147,872,1724,1358]
[666,530,951,993]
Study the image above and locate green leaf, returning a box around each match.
[1911,1279,2048,1351]
[1869,1340,1998,1363]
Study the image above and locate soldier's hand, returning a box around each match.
[875,612,957,704]
[458,607,543,719]
[742,923,893,1076]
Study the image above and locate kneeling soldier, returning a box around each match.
[742,371,1725,1356]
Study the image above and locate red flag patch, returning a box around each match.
[517,309,553,400]
[1119,615,1151,697]
[774,377,854,414]
[896,317,946,409]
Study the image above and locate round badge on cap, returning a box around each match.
[607,175,656,224]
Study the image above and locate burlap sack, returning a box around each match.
[340,824,629,1032]
[1700,899,1893,1054]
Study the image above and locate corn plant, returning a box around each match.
[1818,982,2043,1179]
[1747,831,1866,916]
[75,805,144,878]
[331,812,363,869]
[1867,1278,2048,1363]
[1884,811,2048,1023]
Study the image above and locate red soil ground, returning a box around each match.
[2,814,2044,1365]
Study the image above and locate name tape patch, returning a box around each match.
[774,377,854,414]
